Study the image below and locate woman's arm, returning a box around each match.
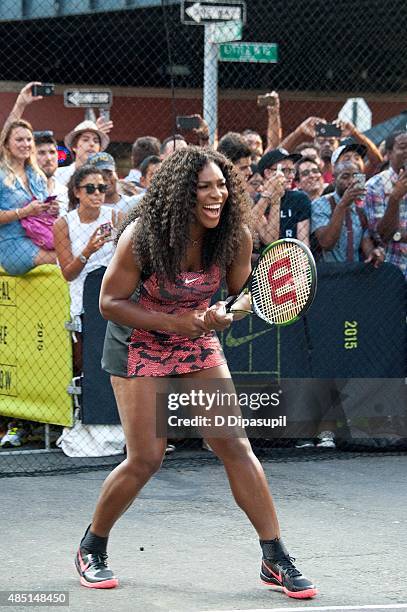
[0,82,43,142]
[53,217,105,282]
[204,227,253,330]
[100,224,208,338]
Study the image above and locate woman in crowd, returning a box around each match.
[0,119,57,275]
[53,165,124,457]
[53,165,123,371]
[75,147,318,600]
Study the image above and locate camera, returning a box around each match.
[315,123,341,138]
[176,115,201,131]
[31,83,55,97]
[257,93,278,108]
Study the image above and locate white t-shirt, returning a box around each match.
[103,195,136,216]
[55,163,76,187]
[63,206,115,317]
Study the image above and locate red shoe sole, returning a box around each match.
[79,576,119,589]
[261,578,318,599]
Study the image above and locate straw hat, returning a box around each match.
[64,120,109,151]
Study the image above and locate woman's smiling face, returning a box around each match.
[194,161,229,229]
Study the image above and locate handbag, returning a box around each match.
[20,199,56,251]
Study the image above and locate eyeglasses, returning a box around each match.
[274,167,295,176]
[78,183,108,194]
[299,168,322,177]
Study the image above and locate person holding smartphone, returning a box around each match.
[251,149,311,252]
[0,119,57,275]
[364,130,407,279]
[311,159,384,266]
[53,165,123,348]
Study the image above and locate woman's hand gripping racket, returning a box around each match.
[225,238,317,326]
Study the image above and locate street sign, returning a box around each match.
[338,97,372,132]
[218,42,278,63]
[181,0,246,25]
[64,90,112,108]
[207,20,242,43]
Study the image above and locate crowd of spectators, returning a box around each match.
[0,83,405,453]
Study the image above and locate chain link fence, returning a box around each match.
[0,0,406,475]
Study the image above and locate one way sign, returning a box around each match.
[181,0,246,25]
[64,90,112,108]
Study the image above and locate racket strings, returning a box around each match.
[251,242,313,324]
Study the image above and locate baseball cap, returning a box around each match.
[257,148,302,176]
[88,152,116,171]
[331,143,367,167]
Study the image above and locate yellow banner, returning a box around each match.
[0,265,73,426]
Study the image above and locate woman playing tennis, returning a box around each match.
[75,147,318,599]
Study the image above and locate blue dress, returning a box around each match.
[0,165,48,275]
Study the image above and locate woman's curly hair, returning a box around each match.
[119,146,252,282]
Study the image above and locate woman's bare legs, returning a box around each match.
[90,376,167,537]
[181,364,280,541]
[34,249,57,266]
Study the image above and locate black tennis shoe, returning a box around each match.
[260,539,317,599]
[75,548,119,589]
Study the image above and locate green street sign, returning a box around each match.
[218,42,278,63]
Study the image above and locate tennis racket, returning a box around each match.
[225,238,317,326]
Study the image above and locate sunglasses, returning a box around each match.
[78,183,108,194]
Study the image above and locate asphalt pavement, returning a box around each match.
[1,451,406,612]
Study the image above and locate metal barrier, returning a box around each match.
[0,2,406,474]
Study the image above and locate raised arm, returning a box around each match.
[0,82,43,141]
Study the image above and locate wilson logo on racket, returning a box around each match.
[226,238,317,326]
[267,256,297,306]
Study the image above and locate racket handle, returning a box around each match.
[224,295,237,313]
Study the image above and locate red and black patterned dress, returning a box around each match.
[101,265,226,377]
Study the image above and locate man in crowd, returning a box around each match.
[364,130,407,279]
[295,157,324,202]
[88,152,134,216]
[294,142,324,171]
[160,134,187,159]
[242,129,264,163]
[127,155,162,208]
[246,164,264,202]
[311,160,384,265]
[55,120,110,186]
[217,132,252,181]
[251,148,311,249]
[34,131,68,216]
[297,159,385,451]
[124,136,161,189]
[331,142,367,172]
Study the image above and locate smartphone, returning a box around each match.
[353,172,366,189]
[315,123,341,137]
[44,195,57,204]
[176,115,200,130]
[99,109,110,122]
[31,83,55,97]
[97,223,113,240]
[257,93,278,108]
